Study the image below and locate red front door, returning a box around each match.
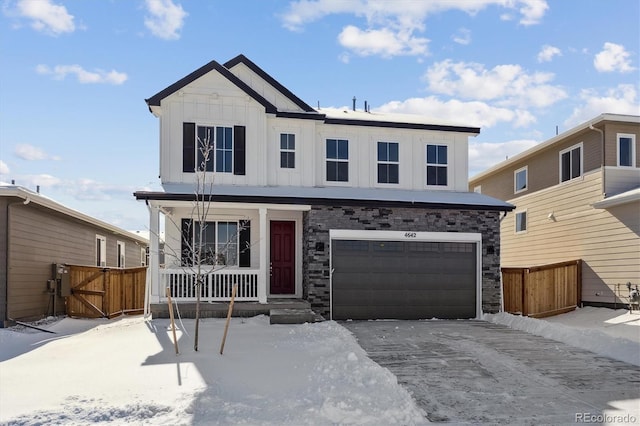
[270,221,295,294]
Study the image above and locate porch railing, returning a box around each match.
[161,268,260,302]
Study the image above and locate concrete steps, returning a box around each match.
[269,308,324,324]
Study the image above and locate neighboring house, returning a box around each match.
[469,114,640,308]
[134,54,513,320]
[0,185,149,326]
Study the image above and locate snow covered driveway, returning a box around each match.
[344,320,640,425]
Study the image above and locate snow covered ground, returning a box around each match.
[0,315,426,425]
[485,306,640,366]
[1,306,638,425]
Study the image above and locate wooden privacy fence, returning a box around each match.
[502,260,581,318]
[66,265,147,319]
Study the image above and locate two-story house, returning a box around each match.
[134,54,513,320]
[470,114,639,308]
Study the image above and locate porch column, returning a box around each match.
[258,207,268,303]
[147,204,161,306]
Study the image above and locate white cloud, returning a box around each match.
[469,139,540,176]
[0,160,10,175]
[338,25,428,58]
[537,45,561,62]
[18,174,63,189]
[281,1,547,59]
[144,0,187,40]
[15,143,46,160]
[36,64,128,85]
[593,42,636,73]
[281,0,548,31]
[517,0,548,26]
[564,84,640,127]
[452,28,471,45]
[424,60,567,108]
[15,0,75,35]
[377,96,536,129]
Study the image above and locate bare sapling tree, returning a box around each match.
[159,128,249,352]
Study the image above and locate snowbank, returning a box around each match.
[484,307,640,367]
[0,315,426,425]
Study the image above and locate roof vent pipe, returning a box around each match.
[11,179,15,185]
[36,185,40,193]
[352,96,356,111]
[364,100,368,112]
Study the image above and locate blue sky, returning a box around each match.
[1,0,638,231]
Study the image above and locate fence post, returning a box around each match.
[522,268,528,316]
[103,269,109,316]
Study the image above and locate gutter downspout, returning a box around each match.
[589,124,606,197]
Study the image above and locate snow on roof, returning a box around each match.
[145,184,514,211]
[319,107,475,129]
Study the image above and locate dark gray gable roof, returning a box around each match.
[224,54,316,113]
[145,59,277,113]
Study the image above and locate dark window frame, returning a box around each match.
[280,133,296,169]
[326,138,349,182]
[377,141,399,184]
[426,144,448,186]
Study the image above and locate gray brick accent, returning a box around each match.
[302,206,502,318]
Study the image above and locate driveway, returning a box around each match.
[343,320,640,425]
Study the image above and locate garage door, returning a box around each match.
[331,240,477,320]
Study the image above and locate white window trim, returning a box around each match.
[617,133,636,168]
[514,166,528,194]
[376,141,400,186]
[559,142,583,183]
[324,138,350,185]
[425,143,451,189]
[279,133,297,170]
[96,235,106,267]
[117,241,126,268]
[515,210,527,234]
[141,247,147,267]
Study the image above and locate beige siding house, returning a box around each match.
[470,114,640,307]
[0,185,148,326]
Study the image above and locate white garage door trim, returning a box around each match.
[329,229,483,320]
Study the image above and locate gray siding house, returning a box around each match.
[0,185,149,326]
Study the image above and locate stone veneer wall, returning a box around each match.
[302,205,502,318]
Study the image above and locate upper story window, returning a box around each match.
[559,143,582,183]
[515,211,527,233]
[514,166,528,193]
[426,144,448,186]
[473,185,482,193]
[183,122,246,176]
[377,142,399,184]
[280,134,295,169]
[215,127,233,173]
[618,133,636,167]
[96,235,106,267]
[326,139,349,182]
[117,241,126,268]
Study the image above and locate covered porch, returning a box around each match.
[140,196,310,314]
